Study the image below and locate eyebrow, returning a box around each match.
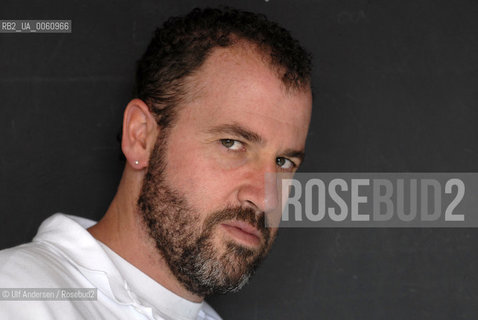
[207,123,306,163]
[282,149,305,163]
[207,123,264,144]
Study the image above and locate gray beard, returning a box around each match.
[137,135,272,296]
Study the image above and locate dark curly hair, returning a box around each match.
[134,7,312,129]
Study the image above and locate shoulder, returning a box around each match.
[0,242,98,320]
[0,241,82,288]
[0,213,99,288]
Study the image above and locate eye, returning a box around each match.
[220,139,244,151]
[276,157,296,170]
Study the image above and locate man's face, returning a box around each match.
[138,45,312,296]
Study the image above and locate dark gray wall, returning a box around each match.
[1,0,477,319]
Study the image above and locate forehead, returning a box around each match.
[179,43,312,144]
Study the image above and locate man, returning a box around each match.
[0,7,312,319]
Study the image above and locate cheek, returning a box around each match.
[164,141,239,213]
[210,152,248,170]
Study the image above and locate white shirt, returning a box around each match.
[0,213,222,320]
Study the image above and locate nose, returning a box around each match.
[236,162,280,214]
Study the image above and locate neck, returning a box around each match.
[87,166,204,303]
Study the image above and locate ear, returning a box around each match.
[121,99,158,169]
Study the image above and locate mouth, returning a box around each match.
[220,220,262,247]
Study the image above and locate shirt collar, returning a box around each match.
[98,241,204,320]
[32,213,204,320]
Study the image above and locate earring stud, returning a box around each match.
[134,160,139,165]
